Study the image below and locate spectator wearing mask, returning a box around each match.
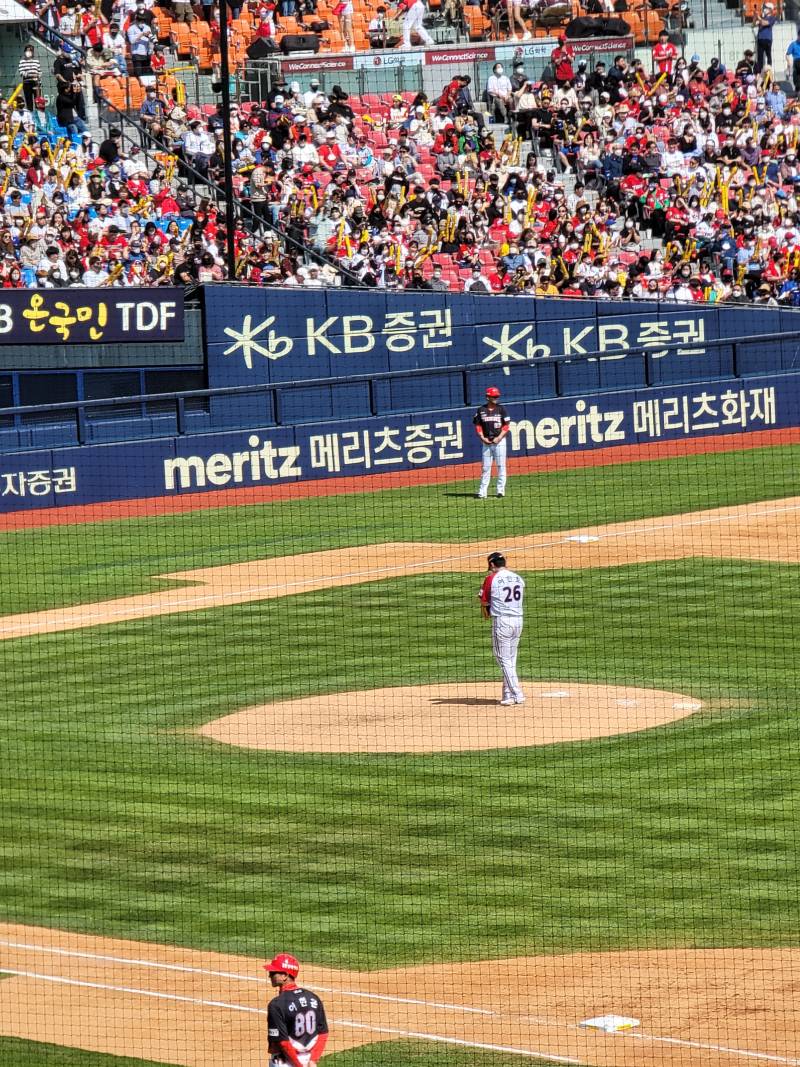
[551,36,575,85]
[18,44,42,112]
[127,15,154,77]
[102,22,128,74]
[464,265,491,292]
[486,63,514,125]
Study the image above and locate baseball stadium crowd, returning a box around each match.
[6,10,800,301]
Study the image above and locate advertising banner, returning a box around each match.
[204,288,800,401]
[281,55,355,73]
[1,372,795,512]
[0,288,184,345]
[354,51,423,69]
[424,45,497,64]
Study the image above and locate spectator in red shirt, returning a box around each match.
[653,30,678,76]
[551,37,575,85]
[318,130,342,170]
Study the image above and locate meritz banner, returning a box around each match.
[0,372,793,513]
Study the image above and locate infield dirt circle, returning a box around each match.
[196,682,703,753]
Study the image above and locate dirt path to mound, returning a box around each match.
[2,497,800,642]
[196,682,703,752]
[1,924,798,1067]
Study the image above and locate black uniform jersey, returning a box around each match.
[473,403,511,441]
[268,985,329,1055]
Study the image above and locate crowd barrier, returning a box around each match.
[0,370,795,512]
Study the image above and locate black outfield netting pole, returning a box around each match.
[218,0,237,279]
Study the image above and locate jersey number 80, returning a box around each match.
[294,1010,317,1038]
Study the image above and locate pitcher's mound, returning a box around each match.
[197,682,703,753]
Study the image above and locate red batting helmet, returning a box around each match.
[486,386,501,398]
[264,953,300,977]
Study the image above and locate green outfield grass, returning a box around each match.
[0,435,799,1067]
[2,443,800,614]
[0,553,798,967]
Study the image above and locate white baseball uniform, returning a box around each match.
[480,566,525,704]
[401,0,433,47]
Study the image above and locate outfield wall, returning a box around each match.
[3,289,799,451]
[0,371,793,513]
[205,289,800,428]
[2,289,800,512]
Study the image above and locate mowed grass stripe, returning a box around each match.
[2,443,800,613]
[0,561,798,967]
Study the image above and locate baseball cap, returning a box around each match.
[486,386,501,397]
[264,953,300,977]
[487,551,506,567]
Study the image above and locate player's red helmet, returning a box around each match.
[486,386,501,398]
[264,953,300,977]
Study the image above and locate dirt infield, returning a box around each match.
[1,924,799,1067]
[2,497,800,642]
[196,682,703,752]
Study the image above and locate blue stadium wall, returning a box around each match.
[1,287,799,513]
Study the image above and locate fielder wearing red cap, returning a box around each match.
[473,386,511,499]
[265,952,329,1067]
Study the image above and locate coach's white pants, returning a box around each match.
[402,1,433,46]
[478,438,507,497]
[492,616,524,702]
[271,1050,311,1067]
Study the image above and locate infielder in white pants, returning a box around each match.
[473,385,511,498]
[399,0,434,47]
[479,551,525,706]
[480,438,507,497]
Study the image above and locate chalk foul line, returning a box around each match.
[2,942,800,1067]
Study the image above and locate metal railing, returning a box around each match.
[2,328,798,447]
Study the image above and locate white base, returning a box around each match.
[579,1015,641,1033]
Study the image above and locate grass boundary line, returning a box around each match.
[2,495,799,638]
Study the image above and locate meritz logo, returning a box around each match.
[164,435,302,491]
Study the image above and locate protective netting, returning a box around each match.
[1,409,799,1067]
